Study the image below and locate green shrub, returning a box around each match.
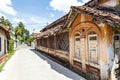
[7,39,14,53]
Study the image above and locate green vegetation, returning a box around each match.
[0,16,14,31]
[27,36,33,46]
[8,39,14,53]
[14,22,33,45]
[0,16,33,46]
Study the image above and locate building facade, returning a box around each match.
[0,25,10,63]
[33,0,120,79]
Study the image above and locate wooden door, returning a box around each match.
[4,39,6,54]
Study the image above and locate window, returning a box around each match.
[74,34,81,58]
[0,37,1,51]
[37,39,39,46]
[43,38,47,47]
[88,32,98,63]
[49,36,54,49]
[56,32,69,52]
[114,31,120,56]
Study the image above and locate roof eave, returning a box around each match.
[71,6,120,28]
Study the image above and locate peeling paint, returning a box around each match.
[108,44,114,71]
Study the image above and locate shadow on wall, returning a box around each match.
[30,49,86,80]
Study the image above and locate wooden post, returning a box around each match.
[54,35,57,49]
[47,37,50,48]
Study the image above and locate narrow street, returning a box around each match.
[0,45,86,80]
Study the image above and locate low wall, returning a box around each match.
[0,54,7,63]
[36,46,69,63]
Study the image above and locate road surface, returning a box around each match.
[0,44,86,80]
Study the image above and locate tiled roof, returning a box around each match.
[41,14,68,32]
[38,14,68,38]
[71,6,120,28]
[84,0,99,7]
[0,25,10,39]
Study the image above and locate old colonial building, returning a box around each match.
[0,25,10,63]
[33,0,120,79]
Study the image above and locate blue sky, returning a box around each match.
[0,0,90,34]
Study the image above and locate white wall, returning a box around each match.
[0,29,7,57]
[108,44,114,71]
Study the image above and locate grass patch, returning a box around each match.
[0,50,15,72]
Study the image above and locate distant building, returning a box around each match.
[32,29,41,48]
[0,25,10,63]
[33,0,120,79]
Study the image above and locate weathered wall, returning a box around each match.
[34,12,117,79]
[0,29,7,57]
[69,13,112,79]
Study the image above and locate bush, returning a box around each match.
[7,39,14,53]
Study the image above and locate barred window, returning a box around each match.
[56,32,69,52]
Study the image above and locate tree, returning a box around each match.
[14,22,31,45]
[14,22,25,44]
[0,16,14,31]
[15,26,22,39]
[28,36,33,46]
[23,29,29,42]
[0,16,5,24]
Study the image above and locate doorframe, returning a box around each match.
[4,39,6,54]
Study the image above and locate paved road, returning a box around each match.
[0,45,86,80]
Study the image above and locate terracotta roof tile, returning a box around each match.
[71,6,120,27]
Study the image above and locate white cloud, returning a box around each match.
[0,0,17,16]
[50,0,90,13]
[13,18,25,23]
[29,17,52,24]
[50,13,55,18]
[30,17,41,24]
[0,13,7,18]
